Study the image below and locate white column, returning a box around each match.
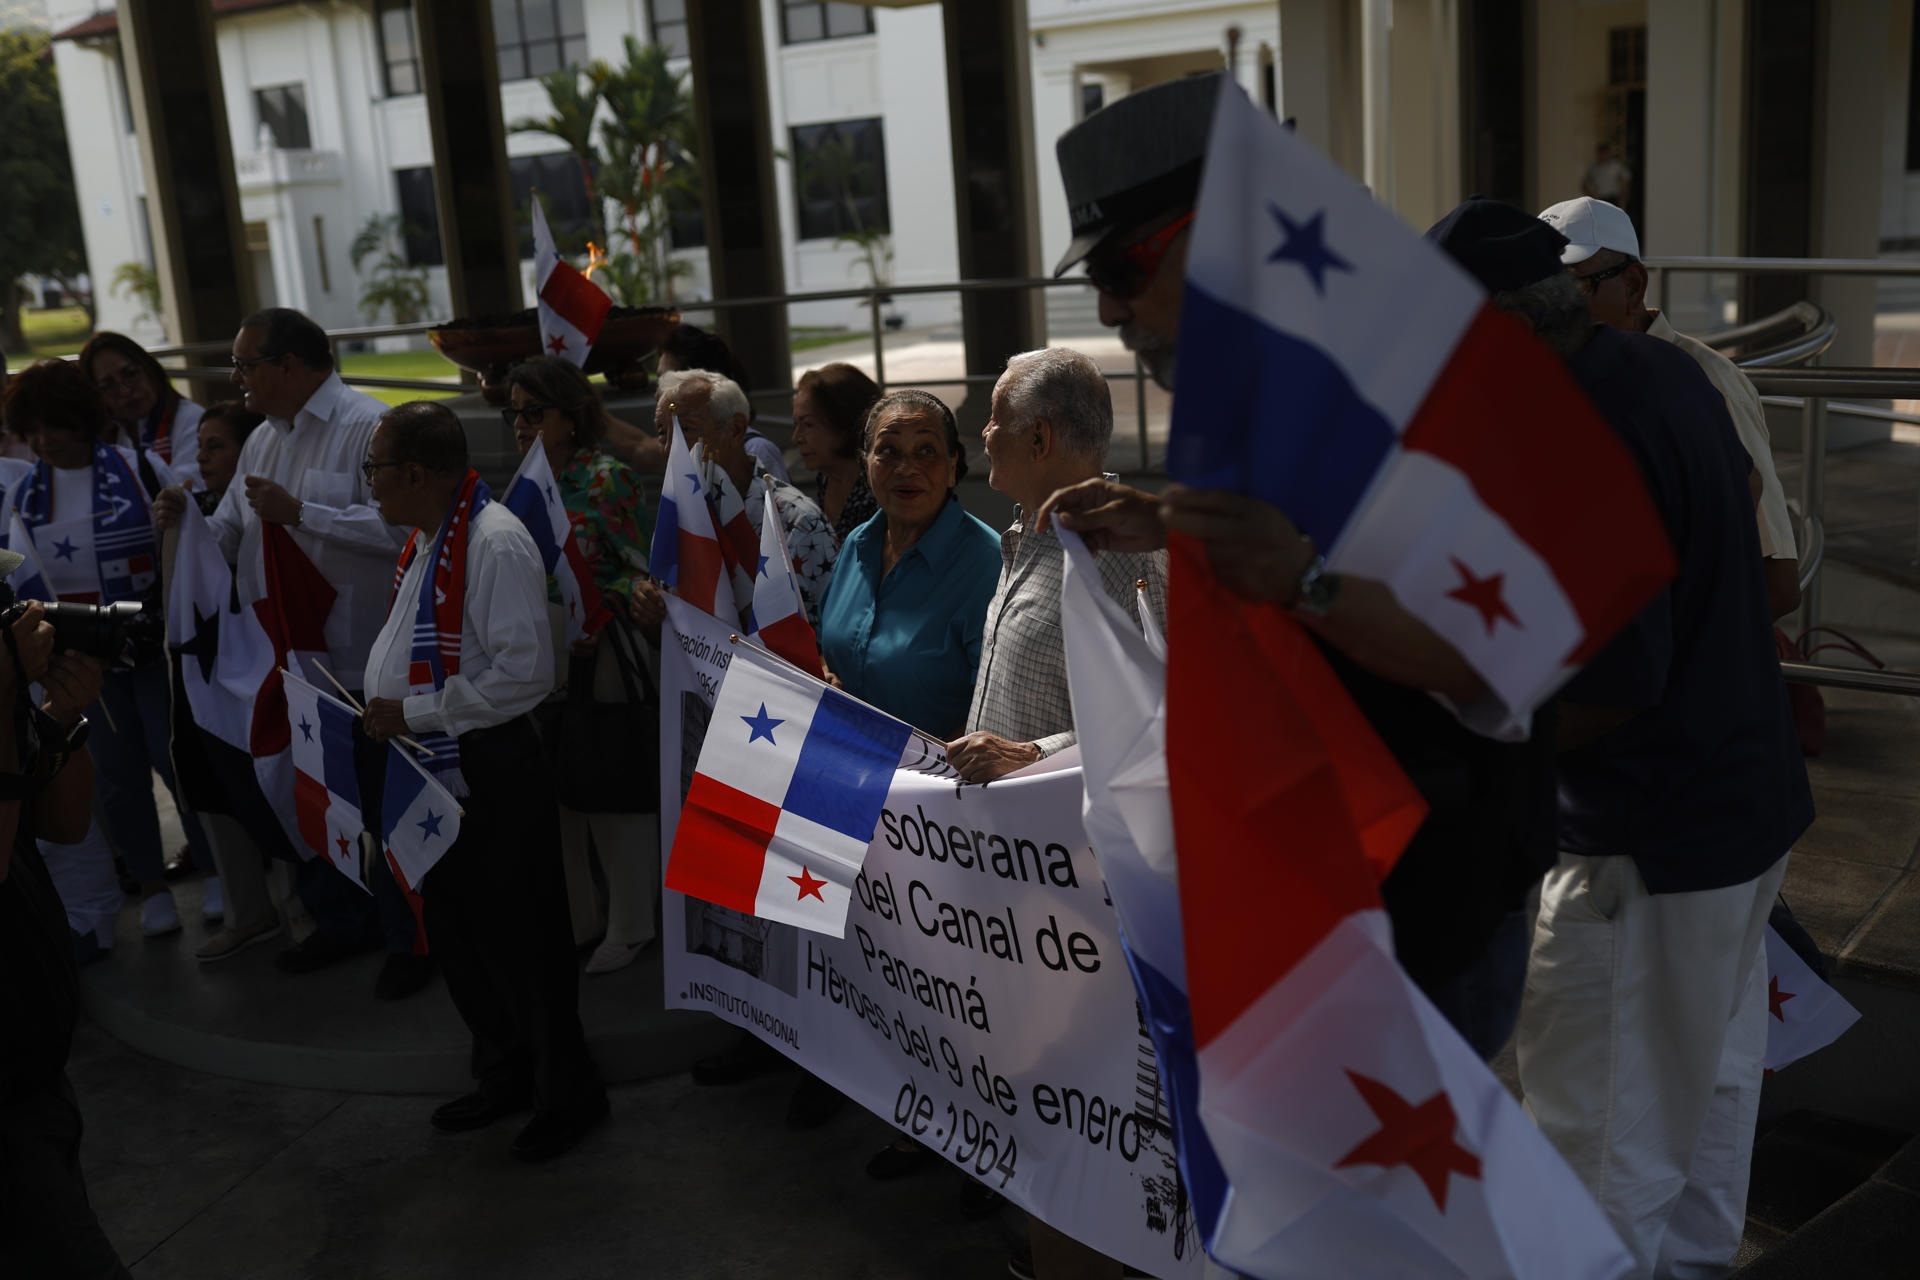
[1360,0,1393,203]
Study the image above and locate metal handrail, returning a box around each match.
[1781,661,1920,696]
[1797,514,1824,594]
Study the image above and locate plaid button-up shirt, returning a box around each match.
[965,507,1167,756]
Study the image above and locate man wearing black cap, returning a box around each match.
[1425,198,1811,1278]
[1034,75,1566,1280]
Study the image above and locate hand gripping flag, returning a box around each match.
[648,417,738,624]
[1062,530,1635,1279]
[382,744,462,896]
[1170,89,1674,736]
[748,485,824,676]
[666,639,913,936]
[502,442,607,646]
[1762,926,1861,1074]
[531,194,613,366]
[283,668,372,892]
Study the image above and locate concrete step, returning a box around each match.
[1734,1124,1920,1278]
[82,887,735,1094]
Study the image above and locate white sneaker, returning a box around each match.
[200,876,224,923]
[584,938,650,975]
[140,891,182,938]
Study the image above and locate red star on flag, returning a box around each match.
[547,332,569,355]
[789,867,827,901]
[1769,975,1797,1022]
[1333,1071,1483,1212]
[335,830,352,865]
[1446,557,1521,635]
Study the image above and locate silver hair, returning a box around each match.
[1488,272,1592,357]
[657,368,751,428]
[995,347,1113,461]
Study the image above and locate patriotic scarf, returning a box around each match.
[140,395,181,463]
[391,468,490,797]
[17,440,159,604]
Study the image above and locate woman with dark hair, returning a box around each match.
[191,402,265,514]
[792,362,880,542]
[505,356,655,975]
[817,389,1001,741]
[78,330,204,489]
[1,360,214,938]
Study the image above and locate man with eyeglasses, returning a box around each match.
[1021,75,1564,1280]
[153,307,426,998]
[1540,196,1801,619]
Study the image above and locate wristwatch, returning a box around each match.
[1291,554,1343,618]
[34,712,89,781]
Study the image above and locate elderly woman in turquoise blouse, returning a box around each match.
[507,356,655,976]
[818,389,1002,741]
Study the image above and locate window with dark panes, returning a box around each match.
[651,0,689,59]
[378,0,421,97]
[781,1,873,45]
[791,118,890,241]
[394,168,443,266]
[255,85,311,150]
[511,152,595,257]
[493,0,588,84]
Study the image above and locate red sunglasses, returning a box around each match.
[1084,210,1197,301]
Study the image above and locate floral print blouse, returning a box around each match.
[816,471,878,545]
[557,446,647,601]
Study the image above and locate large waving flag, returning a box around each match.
[247,522,339,855]
[666,639,912,936]
[283,668,372,892]
[748,486,823,676]
[1171,89,1674,735]
[1762,926,1861,1074]
[502,442,607,646]
[648,417,738,624]
[167,496,275,755]
[1060,529,1633,1278]
[532,194,613,366]
[382,744,462,894]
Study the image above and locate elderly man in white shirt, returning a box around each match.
[154,307,426,996]
[360,400,605,1162]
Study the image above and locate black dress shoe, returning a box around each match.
[784,1072,846,1131]
[431,1090,533,1133]
[510,1095,609,1162]
[865,1140,936,1180]
[690,1034,786,1087]
[374,952,435,1000]
[274,930,374,974]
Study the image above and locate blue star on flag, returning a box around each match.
[757,553,770,578]
[684,472,701,497]
[417,809,445,840]
[51,537,78,560]
[741,702,783,745]
[1266,204,1354,293]
[298,716,315,742]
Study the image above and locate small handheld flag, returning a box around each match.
[532,194,613,366]
[502,442,607,646]
[648,417,738,624]
[748,486,824,676]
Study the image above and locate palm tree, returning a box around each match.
[595,36,697,300]
[510,63,611,209]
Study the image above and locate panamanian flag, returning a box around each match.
[1171,92,1674,737]
[708,465,764,626]
[5,512,52,603]
[748,485,824,676]
[531,194,612,366]
[648,417,739,625]
[168,495,275,755]
[666,639,912,936]
[283,668,373,892]
[382,743,461,894]
[502,441,607,646]
[1762,925,1861,1074]
[31,515,100,603]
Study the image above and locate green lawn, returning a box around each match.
[10,306,94,366]
[335,349,464,407]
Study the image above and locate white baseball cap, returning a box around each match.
[1537,197,1641,266]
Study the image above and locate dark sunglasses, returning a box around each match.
[1570,260,1633,296]
[501,402,553,427]
[1083,210,1197,301]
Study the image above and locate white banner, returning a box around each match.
[659,598,1202,1278]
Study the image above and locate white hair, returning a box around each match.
[658,368,751,428]
[997,347,1113,461]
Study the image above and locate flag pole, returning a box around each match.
[727,633,952,759]
[305,661,438,759]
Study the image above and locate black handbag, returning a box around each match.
[540,615,660,814]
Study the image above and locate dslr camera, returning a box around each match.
[0,597,150,670]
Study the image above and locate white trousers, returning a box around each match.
[1517,852,1785,1279]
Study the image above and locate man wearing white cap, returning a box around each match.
[1540,196,1801,618]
